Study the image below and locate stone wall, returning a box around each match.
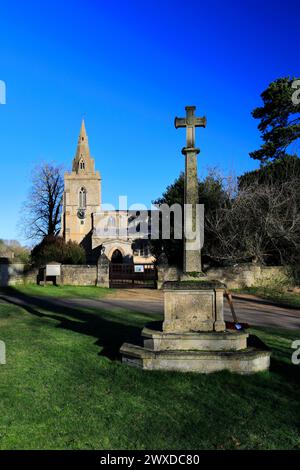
[158,263,293,289]
[205,264,291,289]
[0,263,38,287]
[0,261,294,289]
[61,265,97,286]
[0,262,97,287]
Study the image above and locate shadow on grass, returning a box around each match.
[249,326,300,384]
[0,287,151,361]
[270,358,300,384]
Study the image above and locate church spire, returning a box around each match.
[78,119,88,144]
[72,119,94,173]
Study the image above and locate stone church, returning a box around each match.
[61,121,154,266]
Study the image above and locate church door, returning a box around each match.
[111,249,123,264]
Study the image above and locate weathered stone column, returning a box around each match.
[183,146,201,273]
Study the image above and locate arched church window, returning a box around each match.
[79,187,87,208]
[79,159,85,170]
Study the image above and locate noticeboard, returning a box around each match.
[46,264,61,277]
[134,265,144,273]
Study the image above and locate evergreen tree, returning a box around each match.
[250,77,300,163]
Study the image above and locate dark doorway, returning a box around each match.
[111,249,123,264]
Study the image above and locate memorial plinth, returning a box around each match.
[120,279,271,373]
[163,280,226,333]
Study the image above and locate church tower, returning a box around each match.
[62,120,101,246]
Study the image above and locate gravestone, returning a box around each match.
[120,106,271,373]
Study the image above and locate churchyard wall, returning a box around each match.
[61,265,97,286]
[206,264,292,289]
[0,261,294,289]
[0,262,38,286]
[0,262,97,287]
[158,263,293,289]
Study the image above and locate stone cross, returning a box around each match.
[175,105,206,149]
[175,106,206,274]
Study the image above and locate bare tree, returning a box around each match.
[206,176,300,266]
[21,163,64,241]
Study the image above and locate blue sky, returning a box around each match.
[0,0,298,243]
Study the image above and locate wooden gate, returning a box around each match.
[109,263,157,289]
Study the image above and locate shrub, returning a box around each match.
[31,235,86,266]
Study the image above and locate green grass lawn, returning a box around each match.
[0,286,300,450]
[233,286,300,309]
[10,283,113,300]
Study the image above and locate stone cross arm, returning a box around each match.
[174,116,207,129]
[174,106,206,148]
